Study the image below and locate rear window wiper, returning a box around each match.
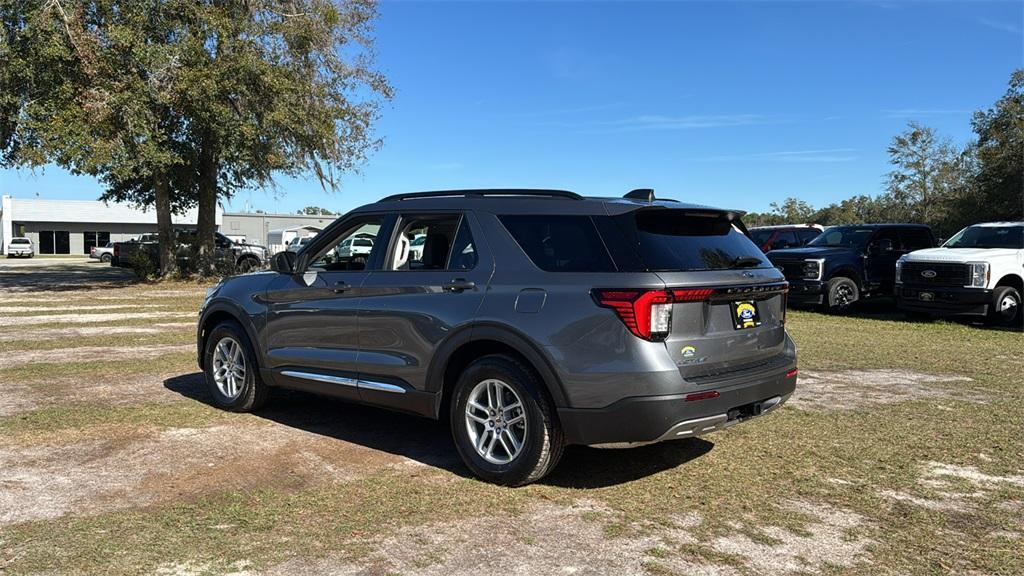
[728,256,764,269]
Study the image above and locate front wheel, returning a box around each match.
[988,286,1022,328]
[450,354,564,486]
[203,321,269,412]
[824,276,859,314]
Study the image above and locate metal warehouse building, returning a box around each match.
[1,195,338,255]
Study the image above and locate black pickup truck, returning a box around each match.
[113,231,268,272]
[767,224,936,313]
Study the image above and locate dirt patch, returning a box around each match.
[263,498,873,576]
[879,461,1024,514]
[0,323,193,343]
[0,311,195,327]
[0,422,403,526]
[0,303,174,313]
[709,500,873,574]
[791,369,973,411]
[267,500,736,576]
[0,344,192,370]
[0,371,195,417]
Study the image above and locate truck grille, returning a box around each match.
[774,261,805,281]
[901,262,969,287]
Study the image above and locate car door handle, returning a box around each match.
[332,281,350,293]
[442,279,475,292]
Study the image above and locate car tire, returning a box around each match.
[203,320,269,412]
[237,257,258,273]
[101,253,112,263]
[824,276,859,314]
[988,286,1022,328]
[450,354,564,486]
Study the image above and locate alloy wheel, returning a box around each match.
[465,379,527,465]
[212,337,245,399]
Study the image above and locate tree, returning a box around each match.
[885,122,965,230]
[954,69,1024,229]
[1,1,391,276]
[298,206,336,215]
[1,1,191,275]
[171,0,392,273]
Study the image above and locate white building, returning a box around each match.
[1,195,221,255]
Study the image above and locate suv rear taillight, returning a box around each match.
[592,288,713,341]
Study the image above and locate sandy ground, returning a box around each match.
[791,368,974,411]
[0,323,193,342]
[0,343,192,369]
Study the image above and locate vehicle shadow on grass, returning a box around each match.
[0,262,139,292]
[164,373,714,488]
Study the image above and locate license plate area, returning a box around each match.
[731,300,761,330]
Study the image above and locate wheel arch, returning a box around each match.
[995,273,1023,291]
[427,323,568,421]
[197,302,261,371]
[826,264,863,288]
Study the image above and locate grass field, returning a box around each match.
[0,261,1021,575]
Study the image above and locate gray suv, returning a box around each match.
[197,189,797,485]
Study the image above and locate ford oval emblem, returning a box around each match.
[921,269,937,278]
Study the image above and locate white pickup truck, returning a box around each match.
[896,222,1023,326]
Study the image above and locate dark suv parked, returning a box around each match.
[768,224,936,313]
[197,189,798,485]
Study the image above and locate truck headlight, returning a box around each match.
[895,257,905,284]
[967,262,989,288]
[803,259,824,281]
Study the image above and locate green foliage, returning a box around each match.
[298,206,336,215]
[1,0,391,276]
[747,69,1023,236]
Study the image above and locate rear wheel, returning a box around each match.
[824,276,859,314]
[203,321,269,412]
[101,253,112,263]
[237,257,259,273]
[450,354,564,486]
[988,286,1022,327]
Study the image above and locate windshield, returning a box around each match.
[943,225,1023,249]
[749,230,772,246]
[809,227,875,248]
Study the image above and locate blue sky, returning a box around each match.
[1,0,1021,215]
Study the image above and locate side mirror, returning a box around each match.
[271,251,297,274]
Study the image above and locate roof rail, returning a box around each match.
[379,189,583,202]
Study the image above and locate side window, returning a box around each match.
[797,228,820,245]
[389,214,462,270]
[774,231,799,249]
[500,215,616,272]
[448,217,478,270]
[900,228,933,251]
[308,217,384,271]
[872,229,902,252]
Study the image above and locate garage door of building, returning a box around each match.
[38,230,71,254]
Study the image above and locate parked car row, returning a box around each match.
[766,222,1023,326]
[112,231,268,272]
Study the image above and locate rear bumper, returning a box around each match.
[7,250,32,257]
[557,366,797,446]
[897,285,993,317]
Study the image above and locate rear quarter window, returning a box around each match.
[499,215,616,272]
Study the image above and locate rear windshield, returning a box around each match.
[612,210,771,271]
[11,238,30,244]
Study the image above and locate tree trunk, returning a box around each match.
[154,175,177,277]
[196,136,218,276]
